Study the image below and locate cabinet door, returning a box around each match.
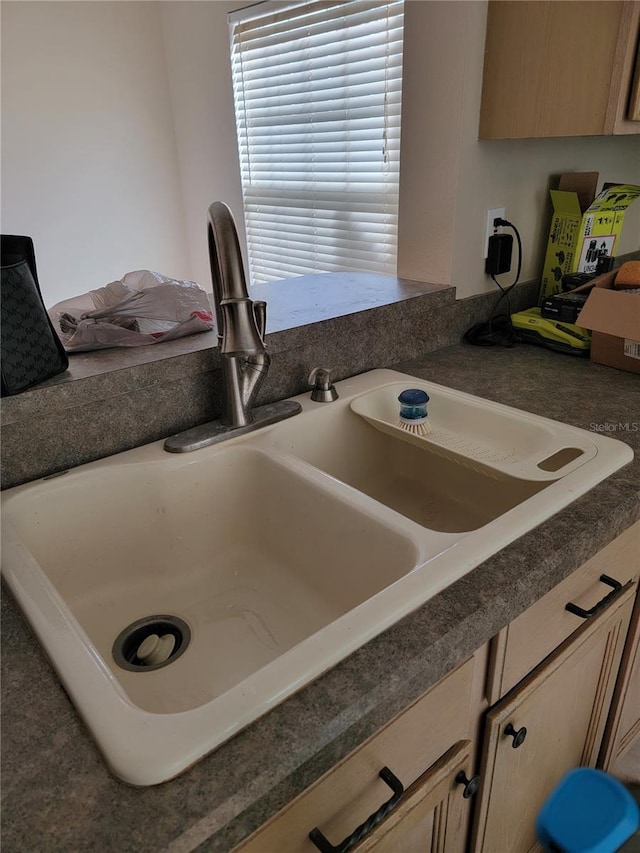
[472,581,635,853]
[234,657,476,853]
[480,1,640,138]
[352,741,473,853]
[599,585,640,770]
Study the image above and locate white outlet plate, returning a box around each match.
[484,207,506,258]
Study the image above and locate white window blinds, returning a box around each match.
[229,0,404,284]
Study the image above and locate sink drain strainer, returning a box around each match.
[112,615,191,672]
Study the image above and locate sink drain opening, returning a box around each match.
[112,615,191,672]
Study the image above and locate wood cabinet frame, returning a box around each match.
[480,1,640,138]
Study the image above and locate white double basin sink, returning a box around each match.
[1,369,633,785]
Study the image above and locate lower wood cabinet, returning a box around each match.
[487,521,640,704]
[599,582,640,769]
[234,656,478,853]
[232,523,639,853]
[471,581,636,853]
[352,740,472,853]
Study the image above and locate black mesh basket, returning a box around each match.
[1,235,69,396]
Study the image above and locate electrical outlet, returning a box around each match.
[484,207,506,258]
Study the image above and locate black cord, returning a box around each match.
[465,218,522,348]
[491,216,523,301]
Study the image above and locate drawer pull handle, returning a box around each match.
[565,575,623,619]
[308,766,404,853]
[455,770,480,799]
[504,723,527,748]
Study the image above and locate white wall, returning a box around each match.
[160,1,247,293]
[398,1,640,299]
[1,1,190,306]
[397,1,467,288]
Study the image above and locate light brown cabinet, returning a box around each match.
[600,582,640,769]
[487,521,640,704]
[232,523,640,853]
[234,656,480,853]
[344,741,472,853]
[479,1,640,139]
[472,581,635,852]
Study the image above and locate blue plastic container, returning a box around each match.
[397,388,429,425]
[536,768,640,853]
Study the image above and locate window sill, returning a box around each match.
[6,272,449,393]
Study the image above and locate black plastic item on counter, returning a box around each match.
[561,271,595,292]
[540,291,590,324]
[1,235,69,396]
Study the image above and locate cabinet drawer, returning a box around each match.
[352,740,472,853]
[488,522,640,703]
[234,656,476,853]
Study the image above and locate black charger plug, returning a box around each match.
[485,233,513,276]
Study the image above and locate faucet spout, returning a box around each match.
[208,201,251,309]
[207,202,269,427]
[163,202,301,452]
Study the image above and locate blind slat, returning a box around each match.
[237,110,401,135]
[233,1,402,39]
[236,82,403,112]
[231,0,403,284]
[233,50,402,82]
[248,229,396,245]
[244,189,398,207]
[246,215,398,229]
[233,30,404,67]
[241,131,400,150]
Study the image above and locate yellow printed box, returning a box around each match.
[540,174,640,298]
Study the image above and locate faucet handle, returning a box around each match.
[253,300,267,341]
[308,367,339,402]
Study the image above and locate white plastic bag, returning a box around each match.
[49,270,214,352]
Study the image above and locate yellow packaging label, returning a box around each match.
[540,183,640,299]
[575,185,640,275]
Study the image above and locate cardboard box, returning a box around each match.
[576,270,640,374]
[540,174,640,298]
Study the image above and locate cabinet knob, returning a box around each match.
[504,723,527,748]
[455,770,480,799]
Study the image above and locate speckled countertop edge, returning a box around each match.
[2,344,640,853]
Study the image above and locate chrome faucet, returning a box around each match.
[208,201,270,427]
[164,202,301,452]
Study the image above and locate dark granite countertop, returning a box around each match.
[2,344,639,853]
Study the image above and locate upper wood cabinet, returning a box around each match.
[479,1,640,138]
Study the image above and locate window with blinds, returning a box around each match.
[229,0,404,284]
